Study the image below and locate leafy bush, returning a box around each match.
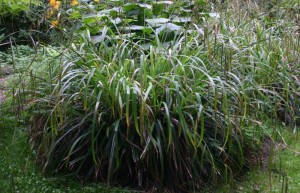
[0,0,50,50]
[38,0,213,48]
[0,0,41,16]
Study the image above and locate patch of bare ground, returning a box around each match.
[247,136,288,170]
[247,137,274,170]
[0,76,8,104]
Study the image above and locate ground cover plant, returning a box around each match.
[0,0,299,192]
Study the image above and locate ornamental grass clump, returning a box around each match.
[16,0,299,192]
[28,32,248,191]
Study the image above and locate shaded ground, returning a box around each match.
[216,130,300,193]
[240,133,300,193]
[248,137,276,170]
[0,76,8,103]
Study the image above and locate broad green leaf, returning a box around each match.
[69,11,82,19]
[155,23,181,35]
[156,1,173,5]
[172,17,192,23]
[152,3,164,16]
[145,18,170,27]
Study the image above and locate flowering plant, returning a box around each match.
[47,0,80,28]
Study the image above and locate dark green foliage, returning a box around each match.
[0,47,130,193]
[26,34,248,191]
[0,114,131,193]
[5,0,300,192]
[0,0,49,51]
[73,0,212,47]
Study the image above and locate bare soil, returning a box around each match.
[247,137,274,169]
[0,76,8,103]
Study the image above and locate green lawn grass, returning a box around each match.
[215,128,300,193]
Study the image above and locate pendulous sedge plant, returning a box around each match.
[27,31,249,191]
[12,0,299,192]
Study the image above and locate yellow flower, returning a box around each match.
[71,0,79,6]
[54,1,61,9]
[94,0,99,3]
[49,0,60,9]
[49,0,56,7]
[51,20,59,27]
[47,0,61,18]
[47,9,54,18]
